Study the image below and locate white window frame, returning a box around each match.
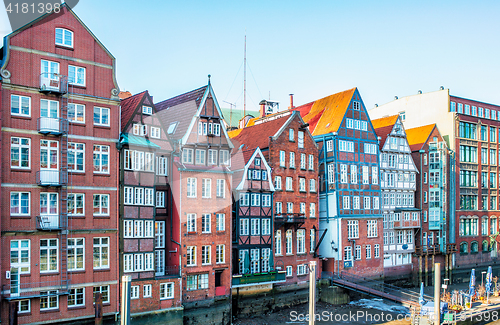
[93,194,109,216]
[10,137,31,169]
[10,192,30,216]
[202,178,211,198]
[68,288,85,307]
[216,244,225,264]
[93,107,110,127]
[202,245,211,265]
[93,145,110,174]
[10,94,31,117]
[216,213,225,231]
[68,65,86,87]
[187,178,197,198]
[93,237,109,270]
[40,239,58,273]
[156,191,165,207]
[202,214,211,233]
[143,284,152,298]
[151,126,161,138]
[182,148,194,164]
[55,28,73,47]
[142,106,152,115]
[160,282,174,300]
[68,238,85,271]
[216,179,225,198]
[187,246,196,266]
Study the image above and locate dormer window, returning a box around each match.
[142,106,152,115]
[353,101,360,110]
[133,124,147,136]
[55,28,73,48]
[255,158,261,166]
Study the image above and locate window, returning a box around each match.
[150,126,161,138]
[286,265,293,277]
[262,218,271,236]
[308,154,314,170]
[215,244,225,264]
[93,194,109,216]
[187,178,197,198]
[11,137,30,169]
[298,131,304,148]
[355,245,361,260]
[18,300,30,313]
[155,220,165,248]
[459,218,479,236]
[239,193,249,206]
[287,202,294,214]
[219,150,230,166]
[374,244,380,258]
[11,240,30,274]
[156,191,165,208]
[353,196,360,209]
[10,192,30,216]
[275,230,282,255]
[350,165,358,184]
[366,245,372,259]
[367,220,377,237]
[202,214,211,233]
[55,28,73,47]
[262,194,271,207]
[144,188,154,206]
[309,179,316,192]
[195,149,206,165]
[300,153,306,170]
[11,94,30,117]
[286,230,293,255]
[289,152,295,168]
[40,192,58,216]
[286,177,293,191]
[460,242,468,254]
[289,128,294,141]
[207,149,218,165]
[123,254,133,272]
[274,176,282,190]
[93,237,109,269]
[297,229,306,254]
[251,219,260,235]
[339,140,354,152]
[131,286,139,299]
[67,142,85,172]
[348,220,359,238]
[299,178,306,192]
[251,193,260,206]
[157,157,168,175]
[68,288,85,307]
[40,291,59,310]
[491,218,498,235]
[182,148,194,164]
[68,238,84,271]
[202,245,211,265]
[186,273,209,290]
[239,218,249,236]
[280,151,286,167]
[326,140,333,152]
[133,124,147,136]
[141,105,152,115]
[93,107,110,126]
[141,284,152,298]
[276,202,282,215]
[251,249,260,273]
[202,179,211,198]
[343,196,350,209]
[68,65,85,86]
[160,283,174,299]
[344,246,352,261]
[40,239,58,273]
[187,246,196,266]
[450,101,456,112]
[93,145,109,173]
[213,123,221,136]
[41,59,60,84]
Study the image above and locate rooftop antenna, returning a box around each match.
[244,31,247,117]
[223,100,236,129]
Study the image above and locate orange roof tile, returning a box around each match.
[406,124,436,151]
[371,115,399,130]
[292,88,356,136]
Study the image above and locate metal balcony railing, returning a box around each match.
[36,170,67,187]
[37,117,68,135]
[36,215,60,231]
[393,219,420,229]
[2,279,70,300]
[39,73,68,94]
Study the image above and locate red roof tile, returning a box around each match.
[155,86,207,111]
[371,115,400,149]
[230,114,290,151]
[120,91,147,131]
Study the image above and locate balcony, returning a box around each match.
[274,213,306,231]
[2,279,69,300]
[37,117,68,135]
[155,265,181,278]
[232,271,286,287]
[36,170,67,187]
[39,73,68,95]
[36,215,60,231]
[393,219,420,229]
[415,244,441,256]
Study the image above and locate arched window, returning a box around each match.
[460,242,468,253]
[471,241,479,253]
[482,240,489,252]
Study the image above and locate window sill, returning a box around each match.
[93,173,111,177]
[286,254,294,256]
[93,215,110,219]
[68,305,86,310]
[40,309,60,314]
[11,215,31,218]
[40,272,59,276]
[69,171,85,175]
[94,124,111,129]
[11,114,31,120]
[69,84,86,90]
[68,270,86,274]
[69,215,85,218]
[56,44,74,50]
[94,268,110,272]
[187,232,197,235]
[10,168,32,172]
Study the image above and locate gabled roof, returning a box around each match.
[234,147,275,192]
[406,124,436,151]
[292,88,356,136]
[120,91,147,130]
[229,114,291,151]
[155,86,208,141]
[371,115,400,149]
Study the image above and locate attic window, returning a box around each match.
[142,106,152,115]
[255,158,261,166]
[352,101,360,110]
[399,111,406,121]
[55,28,73,48]
[167,122,178,134]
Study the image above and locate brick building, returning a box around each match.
[230,146,283,289]
[230,109,320,290]
[293,88,384,278]
[371,115,420,280]
[118,91,182,318]
[0,6,120,323]
[406,124,454,284]
[155,81,233,324]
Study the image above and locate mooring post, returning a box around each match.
[431,255,435,286]
[309,261,316,325]
[434,263,441,325]
[419,255,423,285]
[425,255,429,286]
[120,275,131,325]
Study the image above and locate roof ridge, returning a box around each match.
[155,85,208,109]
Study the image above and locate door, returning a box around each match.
[40,140,59,184]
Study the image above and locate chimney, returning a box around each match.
[289,94,294,110]
[259,100,267,118]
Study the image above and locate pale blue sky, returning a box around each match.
[1,1,500,113]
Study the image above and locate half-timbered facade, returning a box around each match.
[231,147,278,286]
[155,80,232,319]
[372,115,420,278]
[293,88,383,278]
[0,6,120,323]
[119,91,181,315]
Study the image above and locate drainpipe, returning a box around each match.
[419,149,425,246]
